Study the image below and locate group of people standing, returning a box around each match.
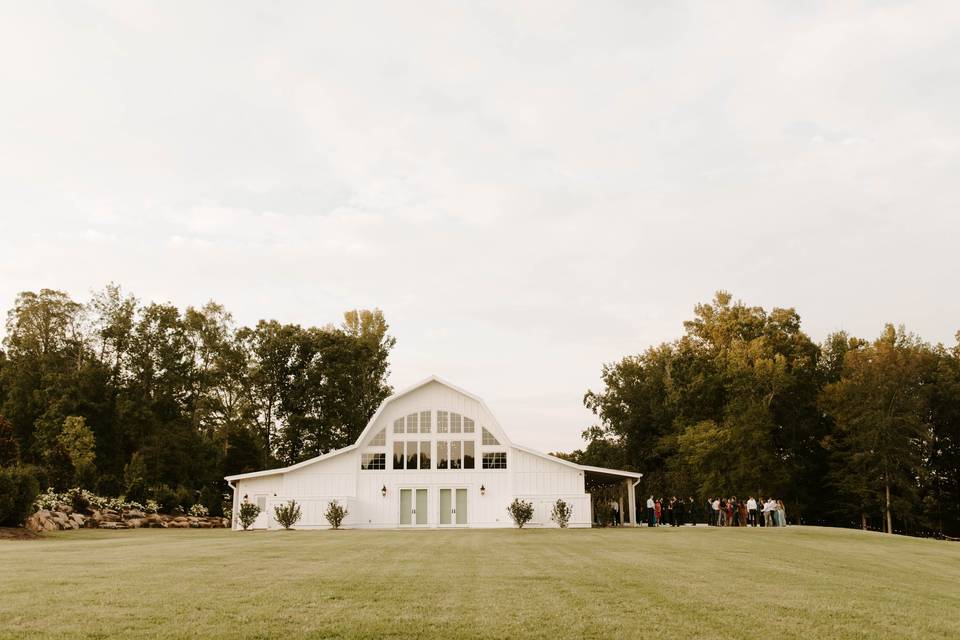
[707,496,786,527]
[635,495,788,528]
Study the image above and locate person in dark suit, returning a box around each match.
[675,496,685,526]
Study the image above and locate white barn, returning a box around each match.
[225,376,642,529]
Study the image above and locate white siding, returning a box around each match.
[227,377,629,530]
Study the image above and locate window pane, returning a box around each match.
[482,452,507,469]
[393,442,404,470]
[437,441,448,469]
[482,427,500,446]
[451,413,462,433]
[370,428,385,446]
[437,411,449,433]
[463,417,475,433]
[406,413,418,434]
[394,418,404,434]
[464,441,475,469]
[450,441,462,470]
[420,410,431,433]
[256,495,266,511]
[420,441,431,470]
[406,441,418,469]
[361,453,385,470]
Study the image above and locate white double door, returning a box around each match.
[399,488,467,527]
[439,488,468,526]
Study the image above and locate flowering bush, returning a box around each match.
[145,500,160,514]
[34,488,61,511]
[189,503,209,517]
[32,488,151,514]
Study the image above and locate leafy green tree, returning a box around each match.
[924,336,960,535]
[820,325,930,534]
[1,289,87,461]
[584,292,821,516]
[57,416,96,480]
[0,415,20,466]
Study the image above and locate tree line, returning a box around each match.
[566,292,960,538]
[0,285,394,514]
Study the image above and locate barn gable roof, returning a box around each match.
[224,375,641,482]
[225,375,496,482]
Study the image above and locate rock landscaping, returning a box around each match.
[23,489,230,533]
[26,507,228,532]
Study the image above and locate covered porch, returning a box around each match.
[581,465,643,527]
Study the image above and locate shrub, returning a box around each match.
[95,474,122,498]
[145,499,160,514]
[67,487,90,513]
[324,500,348,529]
[238,502,260,530]
[174,485,195,511]
[199,485,224,517]
[507,499,535,528]
[550,498,573,528]
[0,466,41,527]
[593,500,613,527]
[188,503,209,517]
[153,484,178,514]
[273,500,302,529]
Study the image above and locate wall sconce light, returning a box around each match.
[480,485,486,496]
[381,485,388,497]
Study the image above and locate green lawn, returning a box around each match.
[1,526,958,639]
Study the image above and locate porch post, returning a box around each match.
[626,479,637,527]
[618,488,625,527]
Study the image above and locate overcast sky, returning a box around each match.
[1,1,958,453]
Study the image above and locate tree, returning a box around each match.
[1,289,88,462]
[820,325,930,534]
[57,416,96,482]
[924,336,960,536]
[584,292,820,514]
[0,415,19,466]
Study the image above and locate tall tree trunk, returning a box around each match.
[885,481,892,534]
[861,512,867,531]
